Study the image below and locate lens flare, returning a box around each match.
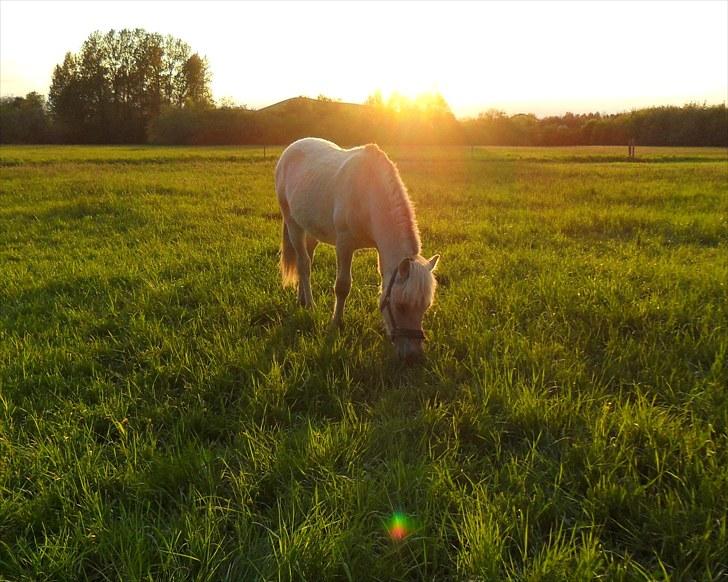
[388,512,410,541]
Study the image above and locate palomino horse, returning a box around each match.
[275,137,439,362]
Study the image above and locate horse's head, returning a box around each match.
[380,255,440,363]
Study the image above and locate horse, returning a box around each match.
[275,137,440,362]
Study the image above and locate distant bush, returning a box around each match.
[0,93,51,144]
[462,103,727,147]
[149,106,258,145]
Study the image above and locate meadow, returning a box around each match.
[0,144,726,580]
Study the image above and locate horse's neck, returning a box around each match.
[361,166,419,281]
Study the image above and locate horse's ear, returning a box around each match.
[398,257,412,281]
[426,254,440,272]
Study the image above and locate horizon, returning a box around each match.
[1,0,726,118]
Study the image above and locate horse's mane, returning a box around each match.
[363,144,421,255]
[397,256,438,307]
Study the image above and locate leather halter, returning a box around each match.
[380,265,426,341]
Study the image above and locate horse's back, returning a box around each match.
[276,138,364,243]
[276,138,352,191]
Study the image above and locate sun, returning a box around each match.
[365,87,455,116]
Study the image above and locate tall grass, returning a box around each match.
[1,145,726,580]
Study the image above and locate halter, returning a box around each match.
[380,264,426,341]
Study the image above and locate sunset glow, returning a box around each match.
[1,0,726,116]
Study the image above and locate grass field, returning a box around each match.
[1,144,727,580]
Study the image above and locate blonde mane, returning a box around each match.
[395,256,438,308]
[364,144,421,255]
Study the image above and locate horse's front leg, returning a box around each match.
[332,237,354,327]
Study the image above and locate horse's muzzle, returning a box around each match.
[395,337,425,364]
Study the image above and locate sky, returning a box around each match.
[1,0,726,117]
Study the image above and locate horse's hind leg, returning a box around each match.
[287,221,314,308]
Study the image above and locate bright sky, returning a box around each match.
[1,0,726,117]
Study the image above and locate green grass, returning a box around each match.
[1,144,726,580]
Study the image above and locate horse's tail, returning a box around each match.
[280,221,298,288]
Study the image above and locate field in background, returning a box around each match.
[1,145,726,580]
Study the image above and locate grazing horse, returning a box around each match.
[275,137,440,362]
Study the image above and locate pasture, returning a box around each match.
[1,145,726,580]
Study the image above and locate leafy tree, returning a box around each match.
[365,90,384,108]
[180,54,213,107]
[48,29,212,142]
[48,53,85,139]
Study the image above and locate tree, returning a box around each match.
[181,54,213,107]
[47,29,213,142]
[365,90,384,108]
[49,52,85,139]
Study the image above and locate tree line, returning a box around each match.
[148,99,727,148]
[463,105,727,147]
[149,93,464,146]
[1,29,726,147]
